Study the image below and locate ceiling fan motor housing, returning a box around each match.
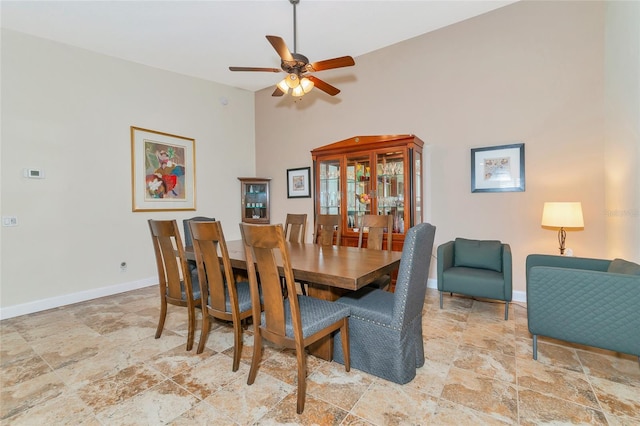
[281,53,309,74]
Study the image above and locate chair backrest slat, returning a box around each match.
[315,214,342,246]
[284,213,307,244]
[358,214,393,251]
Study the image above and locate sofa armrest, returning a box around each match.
[436,241,455,290]
[502,244,513,301]
[527,265,640,356]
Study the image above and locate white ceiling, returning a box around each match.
[1,0,517,92]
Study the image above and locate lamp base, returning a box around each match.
[557,227,567,255]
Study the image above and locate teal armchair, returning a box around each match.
[437,238,512,320]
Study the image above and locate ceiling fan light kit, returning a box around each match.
[228,0,355,98]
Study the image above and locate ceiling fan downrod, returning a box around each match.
[290,0,299,54]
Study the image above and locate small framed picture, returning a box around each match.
[131,126,196,211]
[287,167,311,198]
[471,143,525,193]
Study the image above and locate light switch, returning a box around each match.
[23,168,45,179]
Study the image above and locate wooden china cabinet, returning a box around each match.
[238,177,271,224]
[311,135,424,251]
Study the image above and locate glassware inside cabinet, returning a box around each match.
[239,177,271,224]
[318,160,341,216]
[377,152,405,233]
[347,155,371,229]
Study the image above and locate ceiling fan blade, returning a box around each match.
[307,75,340,96]
[308,56,355,72]
[229,66,281,73]
[272,87,285,97]
[266,35,295,62]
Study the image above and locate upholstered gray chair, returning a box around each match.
[182,216,215,274]
[183,216,216,248]
[333,222,436,384]
[437,238,512,320]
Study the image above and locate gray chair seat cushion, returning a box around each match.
[336,286,394,326]
[260,295,350,338]
[442,267,506,300]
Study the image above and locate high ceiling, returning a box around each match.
[1,1,517,92]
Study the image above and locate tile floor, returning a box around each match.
[1,287,639,425]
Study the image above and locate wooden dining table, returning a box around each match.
[186,240,402,360]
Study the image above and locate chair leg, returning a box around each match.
[439,291,443,309]
[197,313,211,354]
[504,301,509,321]
[532,335,538,360]
[340,319,350,372]
[247,332,262,385]
[155,297,167,339]
[295,343,308,414]
[231,318,243,372]
[186,303,195,351]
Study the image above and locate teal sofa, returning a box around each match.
[526,254,640,360]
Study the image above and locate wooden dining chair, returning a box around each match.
[284,213,307,243]
[283,213,308,295]
[357,214,393,290]
[333,223,436,384]
[239,222,351,414]
[148,219,201,351]
[314,214,342,246]
[189,220,256,371]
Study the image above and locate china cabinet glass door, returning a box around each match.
[376,150,406,233]
[347,154,371,230]
[318,159,341,216]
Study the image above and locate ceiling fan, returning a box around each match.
[229,0,355,97]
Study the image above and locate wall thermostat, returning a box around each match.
[24,168,45,179]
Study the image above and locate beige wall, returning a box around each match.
[1,30,256,315]
[604,0,640,261]
[1,1,637,316]
[255,0,622,295]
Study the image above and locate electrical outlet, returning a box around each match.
[2,216,18,227]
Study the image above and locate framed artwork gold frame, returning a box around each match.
[131,126,196,211]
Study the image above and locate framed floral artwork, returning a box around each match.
[471,143,525,193]
[131,126,196,211]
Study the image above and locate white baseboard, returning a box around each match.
[0,277,157,320]
[1,277,526,321]
[427,278,527,303]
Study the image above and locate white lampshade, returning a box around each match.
[291,85,305,97]
[541,202,584,228]
[277,79,290,94]
[300,77,314,93]
[284,73,300,89]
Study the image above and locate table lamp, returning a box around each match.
[541,202,584,255]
